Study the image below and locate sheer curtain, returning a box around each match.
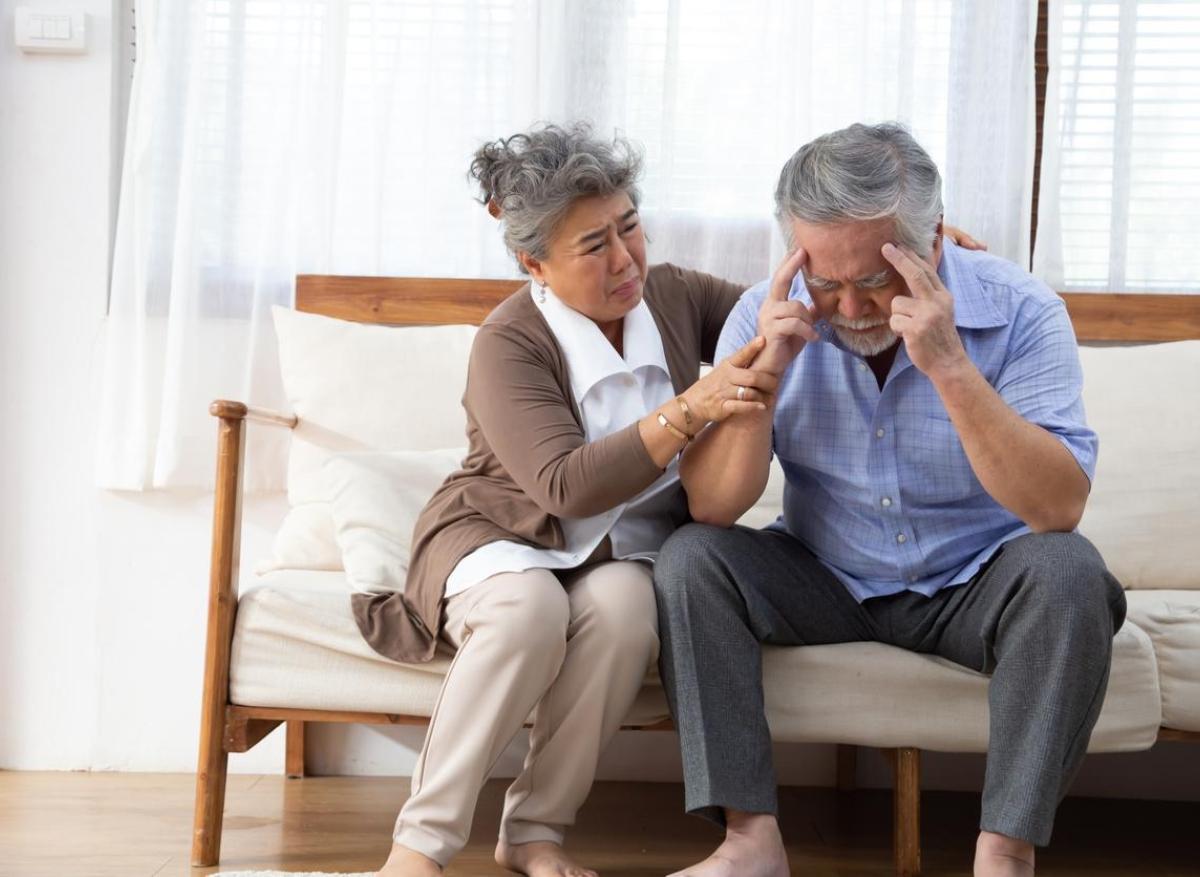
[1034,0,1200,292]
[97,0,1038,492]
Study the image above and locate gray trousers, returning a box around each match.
[653,524,1126,847]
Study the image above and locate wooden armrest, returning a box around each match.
[209,399,298,429]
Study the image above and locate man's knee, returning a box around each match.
[654,522,740,604]
[1010,532,1125,630]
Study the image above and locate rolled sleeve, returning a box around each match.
[714,283,767,364]
[995,298,1098,482]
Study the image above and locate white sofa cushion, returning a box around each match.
[255,503,342,574]
[325,448,466,594]
[262,306,476,572]
[1126,590,1200,732]
[1078,340,1200,590]
[229,569,1163,751]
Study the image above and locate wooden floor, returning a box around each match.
[2,771,1198,877]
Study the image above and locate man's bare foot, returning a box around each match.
[667,811,788,877]
[376,841,442,877]
[495,839,598,877]
[974,830,1035,877]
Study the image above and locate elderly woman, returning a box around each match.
[367,123,770,877]
[370,123,982,877]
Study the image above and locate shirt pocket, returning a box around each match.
[900,414,981,506]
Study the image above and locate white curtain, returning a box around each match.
[97,0,1038,492]
[1034,0,1200,293]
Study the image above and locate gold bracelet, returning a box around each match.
[657,412,691,444]
[675,395,694,429]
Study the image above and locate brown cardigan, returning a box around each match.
[352,263,745,663]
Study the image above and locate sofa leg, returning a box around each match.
[892,747,921,876]
[836,744,858,792]
[192,713,230,866]
[286,720,306,778]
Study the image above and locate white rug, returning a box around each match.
[214,872,374,876]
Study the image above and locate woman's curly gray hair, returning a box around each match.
[469,123,643,273]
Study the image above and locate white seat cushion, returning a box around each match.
[230,569,1164,751]
[1125,590,1200,732]
[759,623,1161,752]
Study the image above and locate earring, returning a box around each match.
[535,281,547,304]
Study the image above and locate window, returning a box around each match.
[1039,0,1200,292]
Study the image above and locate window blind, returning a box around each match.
[1047,0,1200,292]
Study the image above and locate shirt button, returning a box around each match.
[896,533,907,544]
[876,428,886,439]
[881,497,892,508]
[859,362,868,371]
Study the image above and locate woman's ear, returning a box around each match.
[519,251,546,286]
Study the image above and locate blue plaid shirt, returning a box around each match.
[716,239,1097,602]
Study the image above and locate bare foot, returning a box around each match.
[495,839,599,877]
[377,841,443,877]
[667,811,788,877]
[974,830,1035,877]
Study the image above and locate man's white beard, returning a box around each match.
[829,317,898,357]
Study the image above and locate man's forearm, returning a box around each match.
[933,363,1090,532]
[680,405,775,527]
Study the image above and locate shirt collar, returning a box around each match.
[937,238,1008,330]
[533,285,670,403]
[787,236,1008,349]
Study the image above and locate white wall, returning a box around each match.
[0,0,1196,805]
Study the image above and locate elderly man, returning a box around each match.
[654,122,1126,877]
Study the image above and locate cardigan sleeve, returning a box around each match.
[656,264,746,364]
[464,322,665,520]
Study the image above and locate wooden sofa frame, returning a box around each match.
[192,277,1200,873]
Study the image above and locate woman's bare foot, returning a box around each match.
[974,830,1035,877]
[666,811,788,877]
[495,839,599,877]
[376,841,443,877]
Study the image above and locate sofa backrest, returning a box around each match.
[294,274,1200,338]
[288,274,1200,590]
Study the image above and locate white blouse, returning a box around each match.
[444,285,682,597]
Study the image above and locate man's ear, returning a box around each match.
[930,217,945,267]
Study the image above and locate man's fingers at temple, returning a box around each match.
[882,242,936,299]
[768,246,807,303]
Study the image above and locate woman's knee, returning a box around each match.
[569,562,659,656]
[466,572,571,653]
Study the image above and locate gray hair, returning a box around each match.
[469,123,643,273]
[774,122,944,257]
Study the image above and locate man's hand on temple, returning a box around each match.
[753,245,820,377]
[882,241,971,382]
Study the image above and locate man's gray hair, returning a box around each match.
[774,122,944,257]
[469,123,643,273]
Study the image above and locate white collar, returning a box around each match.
[532,285,671,404]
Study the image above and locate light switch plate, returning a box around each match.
[14,7,87,54]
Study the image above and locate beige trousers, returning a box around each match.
[393,560,659,865]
